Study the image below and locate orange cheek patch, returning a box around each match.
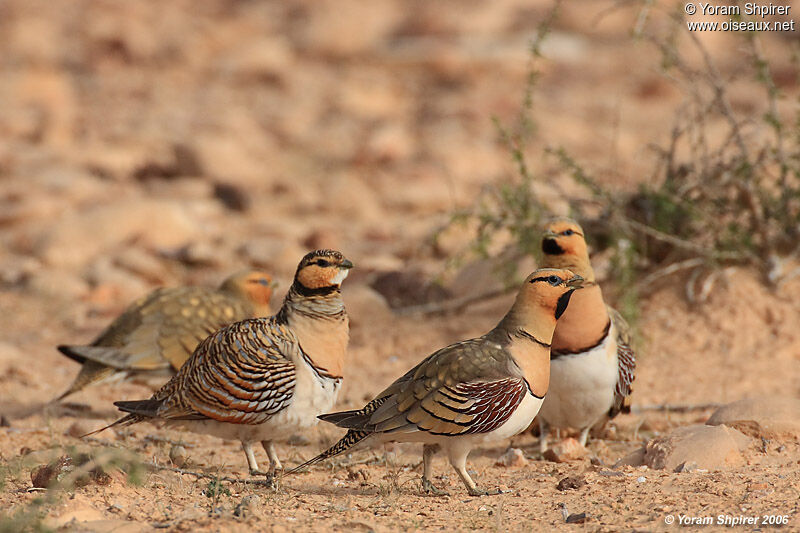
[297,265,332,289]
[246,285,272,306]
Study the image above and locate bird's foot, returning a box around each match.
[467,487,512,497]
[421,478,450,496]
[249,469,279,489]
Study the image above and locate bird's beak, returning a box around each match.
[270,280,279,289]
[566,274,585,289]
[340,258,354,270]
[543,229,559,239]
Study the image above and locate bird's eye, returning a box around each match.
[562,229,574,236]
[316,259,330,267]
[258,278,270,286]
[548,275,562,286]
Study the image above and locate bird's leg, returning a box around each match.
[421,444,448,496]
[262,440,283,474]
[261,440,282,488]
[242,442,267,476]
[538,418,550,454]
[578,426,591,448]
[446,442,506,497]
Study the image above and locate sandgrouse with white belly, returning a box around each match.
[55,270,276,402]
[536,217,636,451]
[287,268,584,496]
[85,250,353,483]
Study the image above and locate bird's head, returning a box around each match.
[541,218,588,259]
[519,268,585,321]
[220,270,277,307]
[294,249,354,293]
[540,217,594,280]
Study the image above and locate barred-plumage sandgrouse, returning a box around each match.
[536,217,636,451]
[288,268,584,496]
[55,270,276,402]
[85,250,353,482]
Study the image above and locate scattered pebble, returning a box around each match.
[674,461,698,473]
[64,421,88,439]
[234,494,261,517]
[566,512,588,524]
[169,445,188,467]
[347,466,370,482]
[636,476,646,483]
[556,475,586,491]
[496,447,527,468]
[31,454,111,489]
[543,438,588,463]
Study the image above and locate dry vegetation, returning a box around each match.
[1,1,799,531]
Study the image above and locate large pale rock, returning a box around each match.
[37,200,198,267]
[706,397,800,440]
[343,284,393,326]
[643,425,750,471]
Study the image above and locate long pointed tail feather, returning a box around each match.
[57,345,88,364]
[285,429,371,475]
[80,413,143,438]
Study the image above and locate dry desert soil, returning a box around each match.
[1,1,799,531]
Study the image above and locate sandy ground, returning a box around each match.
[1,1,799,531]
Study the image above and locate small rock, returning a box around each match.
[674,461,698,473]
[31,453,111,489]
[636,476,647,483]
[542,438,589,463]
[496,448,527,468]
[20,447,33,456]
[169,445,188,467]
[0,415,10,427]
[347,466,370,482]
[566,512,588,524]
[614,447,645,468]
[556,475,586,491]
[165,242,218,267]
[31,456,73,488]
[213,181,250,212]
[133,143,202,181]
[64,421,88,439]
[301,228,340,251]
[234,494,261,517]
[370,270,450,309]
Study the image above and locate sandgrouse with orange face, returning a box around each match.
[55,270,276,402]
[536,217,636,451]
[85,250,353,482]
[287,268,584,496]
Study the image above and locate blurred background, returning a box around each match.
[1,0,799,529]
